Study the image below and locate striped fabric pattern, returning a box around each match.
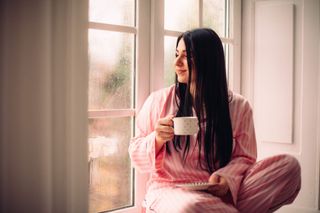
[129,85,301,213]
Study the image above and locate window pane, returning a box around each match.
[164,36,177,87]
[203,0,226,37]
[88,117,133,213]
[223,44,234,90]
[88,29,134,110]
[89,0,135,26]
[165,0,198,31]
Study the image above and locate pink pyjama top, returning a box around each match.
[128,85,257,206]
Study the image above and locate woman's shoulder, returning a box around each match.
[142,85,175,109]
[149,84,175,99]
[229,90,252,112]
[138,85,175,116]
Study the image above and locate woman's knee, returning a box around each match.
[279,154,301,175]
[277,154,301,192]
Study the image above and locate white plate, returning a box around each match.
[175,182,219,191]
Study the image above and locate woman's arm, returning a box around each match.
[209,101,257,205]
[128,92,174,173]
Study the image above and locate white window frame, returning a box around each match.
[88,0,150,212]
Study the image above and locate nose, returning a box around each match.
[175,55,183,67]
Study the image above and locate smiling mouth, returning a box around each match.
[176,69,187,74]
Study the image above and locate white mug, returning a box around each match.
[173,116,199,135]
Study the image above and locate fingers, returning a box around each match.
[158,116,174,127]
[156,116,174,134]
[155,115,174,144]
[208,174,220,184]
[219,176,227,186]
[207,174,229,197]
[156,122,173,133]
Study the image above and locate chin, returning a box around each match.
[177,77,188,84]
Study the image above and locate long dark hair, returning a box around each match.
[166,28,233,173]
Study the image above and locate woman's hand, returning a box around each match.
[207,174,230,197]
[155,115,174,154]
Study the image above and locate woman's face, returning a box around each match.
[174,38,196,96]
[174,39,189,83]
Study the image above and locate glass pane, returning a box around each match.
[164,36,177,87]
[88,29,134,110]
[165,0,198,31]
[224,43,235,91]
[88,117,133,213]
[89,0,135,26]
[203,0,226,37]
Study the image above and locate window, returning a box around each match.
[87,0,240,212]
[152,0,241,92]
[164,0,228,87]
[88,0,136,212]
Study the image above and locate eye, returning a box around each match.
[175,53,187,59]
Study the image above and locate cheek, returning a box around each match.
[177,72,189,83]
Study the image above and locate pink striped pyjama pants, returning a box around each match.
[144,154,300,213]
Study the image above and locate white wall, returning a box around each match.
[242,0,320,212]
[0,0,89,212]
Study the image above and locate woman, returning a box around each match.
[129,28,301,213]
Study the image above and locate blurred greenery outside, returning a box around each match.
[88,27,134,213]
